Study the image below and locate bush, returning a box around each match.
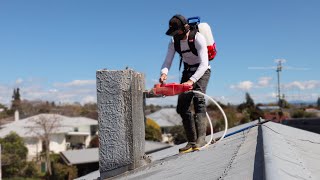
[145,118,162,142]
[0,132,28,178]
[23,161,40,178]
[51,163,77,180]
[292,109,317,118]
[169,125,187,144]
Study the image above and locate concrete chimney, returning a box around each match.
[96,69,146,179]
[14,110,19,121]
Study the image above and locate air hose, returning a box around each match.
[146,83,228,150]
[192,90,228,150]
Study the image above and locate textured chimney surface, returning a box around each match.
[96,69,145,179]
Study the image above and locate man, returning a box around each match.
[159,14,211,153]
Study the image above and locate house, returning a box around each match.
[146,108,182,144]
[0,113,98,160]
[146,108,182,133]
[76,120,320,180]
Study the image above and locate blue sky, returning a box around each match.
[0,0,319,106]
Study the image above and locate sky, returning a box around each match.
[0,0,320,106]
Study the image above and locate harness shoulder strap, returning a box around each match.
[173,36,184,71]
[173,37,182,57]
[188,30,198,56]
[174,30,199,71]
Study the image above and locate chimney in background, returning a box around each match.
[14,110,19,121]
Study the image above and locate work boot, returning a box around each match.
[179,142,196,153]
[179,113,197,153]
[193,113,208,151]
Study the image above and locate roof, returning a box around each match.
[62,141,172,166]
[77,120,320,180]
[146,108,182,127]
[61,148,99,165]
[0,114,98,138]
[258,105,280,110]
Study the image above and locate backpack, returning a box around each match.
[174,16,217,70]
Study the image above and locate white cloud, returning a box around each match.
[283,80,320,90]
[257,77,272,87]
[15,78,23,84]
[0,79,98,105]
[230,81,253,91]
[81,96,96,104]
[54,80,96,87]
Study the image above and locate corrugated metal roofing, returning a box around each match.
[76,121,320,180]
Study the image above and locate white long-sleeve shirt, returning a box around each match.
[161,32,210,82]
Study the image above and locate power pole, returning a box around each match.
[276,60,282,104]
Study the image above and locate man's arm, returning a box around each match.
[189,33,209,82]
[160,39,175,83]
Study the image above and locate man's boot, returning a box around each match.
[179,113,197,153]
[193,113,208,151]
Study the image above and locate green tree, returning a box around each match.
[11,88,21,112]
[145,118,162,142]
[237,92,264,121]
[0,132,28,178]
[245,92,255,109]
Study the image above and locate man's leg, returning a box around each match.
[176,91,197,153]
[193,69,211,150]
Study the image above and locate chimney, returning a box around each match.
[96,69,146,179]
[14,110,19,121]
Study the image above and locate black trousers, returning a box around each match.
[176,68,211,116]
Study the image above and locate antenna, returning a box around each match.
[275,59,283,103]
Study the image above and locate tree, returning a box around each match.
[26,114,62,176]
[237,92,255,112]
[0,132,28,178]
[317,97,320,108]
[237,92,264,121]
[11,88,21,112]
[245,92,255,109]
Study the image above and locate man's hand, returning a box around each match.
[182,80,194,87]
[159,73,167,84]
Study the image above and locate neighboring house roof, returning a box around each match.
[145,140,172,154]
[76,121,320,180]
[61,148,99,166]
[146,108,182,127]
[62,141,172,166]
[0,114,98,138]
[258,105,280,110]
[306,108,320,117]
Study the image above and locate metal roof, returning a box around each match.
[146,108,182,127]
[62,141,172,166]
[76,121,320,180]
[61,148,99,165]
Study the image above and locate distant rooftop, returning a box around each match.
[0,113,97,138]
[61,141,172,166]
[146,108,182,127]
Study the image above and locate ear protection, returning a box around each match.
[173,15,189,33]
